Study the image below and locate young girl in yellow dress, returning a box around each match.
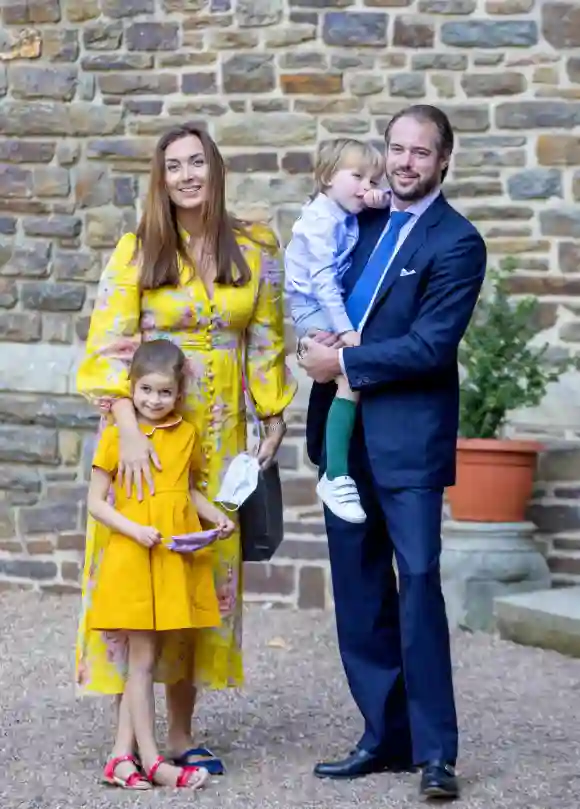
[87,339,235,791]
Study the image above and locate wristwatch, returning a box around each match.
[263,417,287,437]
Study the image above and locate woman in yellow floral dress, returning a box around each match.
[76,123,296,778]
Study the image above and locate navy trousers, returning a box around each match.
[323,439,458,765]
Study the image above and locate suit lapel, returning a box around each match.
[365,194,448,321]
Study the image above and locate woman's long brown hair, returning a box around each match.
[134,124,255,290]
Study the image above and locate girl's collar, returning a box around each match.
[138,415,183,436]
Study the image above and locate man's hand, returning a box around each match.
[298,339,342,383]
[311,330,343,348]
[340,330,360,348]
[297,331,342,361]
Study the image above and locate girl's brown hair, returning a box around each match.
[134,123,252,290]
[129,339,187,398]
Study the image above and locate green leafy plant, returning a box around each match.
[459,257,577,439]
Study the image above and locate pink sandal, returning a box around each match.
[146,755,209,789]
[103,755,151,790]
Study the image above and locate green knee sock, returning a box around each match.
[325,396,357,480]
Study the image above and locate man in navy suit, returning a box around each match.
[299,105,486,800]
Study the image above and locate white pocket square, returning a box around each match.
[400,268,416,277]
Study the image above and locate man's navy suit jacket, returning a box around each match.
[305,193,487,490]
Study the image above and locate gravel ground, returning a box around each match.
[2,591,580,808]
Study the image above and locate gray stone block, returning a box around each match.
[441,520,551,632]
[495,587,580,658]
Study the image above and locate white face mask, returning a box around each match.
[214,452,260,510]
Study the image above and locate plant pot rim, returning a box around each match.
[457,437,543,453]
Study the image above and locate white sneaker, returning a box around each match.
[316,473,366,524]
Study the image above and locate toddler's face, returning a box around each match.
[326,164,383,214]
[132,371,178,423]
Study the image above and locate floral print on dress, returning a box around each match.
[216,565,237,618]
[75,225,296,695]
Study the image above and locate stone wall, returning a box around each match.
[1,0,580,604]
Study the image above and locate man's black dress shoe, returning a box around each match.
[314,748,415,780]
[420,760,459,800]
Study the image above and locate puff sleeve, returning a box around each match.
[76,233,141,413]
[244,225,297,419]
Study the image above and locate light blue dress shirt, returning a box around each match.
[285,193,358,337]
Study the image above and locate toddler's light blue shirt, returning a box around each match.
[284,193,359,335]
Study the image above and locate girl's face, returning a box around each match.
[164,134,209,210]
[326,160,383,214]
[132,371,179,423]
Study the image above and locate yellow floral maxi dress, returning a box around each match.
[75,224,296,694]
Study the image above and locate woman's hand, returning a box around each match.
[256,417,286,470]
[118,426,161,500]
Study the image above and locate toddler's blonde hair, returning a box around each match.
[313,138,385,197]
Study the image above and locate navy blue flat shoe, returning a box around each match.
[172,747,225,775]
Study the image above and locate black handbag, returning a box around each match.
[239,342,285,562]
[240,460,284,562]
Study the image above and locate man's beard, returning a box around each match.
[387,170,439,202]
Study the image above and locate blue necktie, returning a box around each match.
[346,211,413,330]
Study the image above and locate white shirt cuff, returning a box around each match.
[338,347,346,377]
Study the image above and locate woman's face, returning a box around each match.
[164,134,209,210]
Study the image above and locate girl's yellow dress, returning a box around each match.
[76,224,296,694]
[89,418,220,633]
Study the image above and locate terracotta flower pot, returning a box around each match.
[447,438,543,523]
